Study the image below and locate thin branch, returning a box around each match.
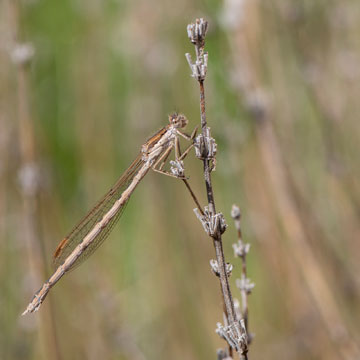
[185,18,248,358]
[232,205,254,345]
[182,179,204,215]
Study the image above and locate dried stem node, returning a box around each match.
[185,52,208,81]
[216,319,248,355]
[170,160,185,178]
[193,206,227,237]
[185,18,209,81]
[236,277,255,295]
[233,241,250,258]
[194,127,217,160]
[210,259,233,277]
[230,204,241,221]
[187,18,208,46]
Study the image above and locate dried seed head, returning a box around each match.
[210,259,233,277]
[231,204,241,220]
[194,128,217,160]
[169,112,188,129]
[187,18,208,45]
[216,319,248,354]
[170,160,185,178]
[236,277,255,294]
[194,206,227,237]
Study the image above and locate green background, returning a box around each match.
[1,0,359,359]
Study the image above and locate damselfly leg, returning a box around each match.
[152,125,196,178]
[152,126,204,214]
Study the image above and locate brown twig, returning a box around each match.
[185,19,248,358]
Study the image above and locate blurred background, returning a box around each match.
[1,0,360,359]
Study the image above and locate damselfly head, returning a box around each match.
[169,112,188,129]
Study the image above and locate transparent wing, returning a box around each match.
[53,153,144,270]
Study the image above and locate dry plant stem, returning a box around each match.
[186,19,244,357]
[232,206,253,341]
[199,112,247,358]
[240,268,248,332]
[199,80,237,326]
[8,0,61,359]
[235,228,247,324]
[238,226,248,329]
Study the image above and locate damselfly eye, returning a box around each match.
[169,113,188,128]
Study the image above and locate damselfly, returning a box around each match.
[22,113,197,315]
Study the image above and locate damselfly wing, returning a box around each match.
[53,154,144,270]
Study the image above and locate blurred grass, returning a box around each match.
[1,0,360,359]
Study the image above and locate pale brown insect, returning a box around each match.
[23,113,195,315]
